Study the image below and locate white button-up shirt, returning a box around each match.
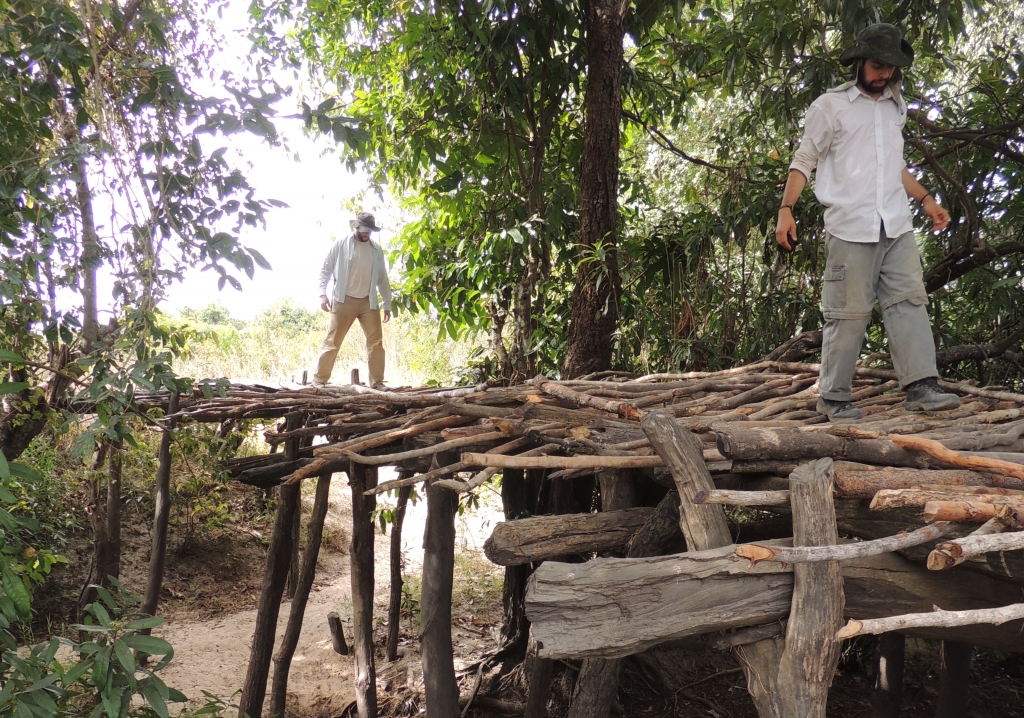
[790,80,913,243]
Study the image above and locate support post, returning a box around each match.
[142,392,178,622]
[935,641,972,718]
[775,458,844,718]
[567,470,634,718]
[386,484,412,662]
[872,634,905,718]
[238,419,301,718]
[269,472,333,717]
[328,611,349,655]
[499,468,530,650]
[349,461,378,718]
[285,497,301,600]
[420,453,461,718]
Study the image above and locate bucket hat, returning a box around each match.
[839,23,914,67]
[350,211,381,232]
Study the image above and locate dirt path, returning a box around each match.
[154,469,504,716]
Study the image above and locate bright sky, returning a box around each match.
[160,0,398,321]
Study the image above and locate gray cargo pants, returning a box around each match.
[819,228,938,402]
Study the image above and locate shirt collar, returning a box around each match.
[843,82,895,104]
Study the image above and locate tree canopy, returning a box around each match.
[259,0,1024,384]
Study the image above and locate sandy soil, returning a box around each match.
[152,468,505,716]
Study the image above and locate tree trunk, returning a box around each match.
[269,472,333,717]
[285,496,301,600]
[105,441,122,585]
[935,641,972,718]
[142,392,178,622]
[81,442,119,614]
[73,155,100,348]
[386,484,412,662]
[420,455,461,718]
[561,0,627,378]
[349,462,378,718]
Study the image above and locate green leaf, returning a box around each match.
[8,463,42,483]
[1,563,31,620]
[0,382,28,397]
[121,634,172,656]
[0,351,25,363]
[140,680,170,718]
[113,638,136,687]
[93,646,110,688]
[62,657,93,686]
[123,616,165,630]
[0,453,8,482]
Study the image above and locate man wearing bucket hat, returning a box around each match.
[313,211,393,388]
[775,23,959,422]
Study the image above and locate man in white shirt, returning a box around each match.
[776,23,959,422]
[313,211,393,388]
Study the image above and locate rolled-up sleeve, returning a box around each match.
[789,103,833,180]
[377,251,393,312]
[318,244,338,296]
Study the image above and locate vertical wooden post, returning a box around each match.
[238,417,301,718]
[269,472,333,717]
[285,498,301,600]
[775,458,844,718]
[420,454,460,718]
[142,392,178,622]
[386,484,412,662]
[567,470,634,718]
[642,412,780,716]
[500,468,530,649]
[351,368,360,386]
[935,641,972,718]
[349,461,378,718]
[523,636,554,718]
[872,633,905,718]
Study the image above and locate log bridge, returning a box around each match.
[135,361,1024,718]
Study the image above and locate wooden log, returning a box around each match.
[927,529,1024,571]
[484,508,655,566]
[889,434,1024,480]
[345,429,510,465]
[774,459,844,718]
[524,544,1024,658]
[997,504,1024,529]
[871,486,1024,511]
[237,482,300,718]
[833,466,1019,498]
[285,492,301,600]
[924,499,1016,523]
[142,391,178,623]
[625,490,682,557]
[432,441,555,494]
[534,376,644,421]
[736,522,958,565]
[270,472,332,717]
[420,453,461,718]
[716,427,934,468]
[460,452,663,470]
[386,484,412,662]
[837,603,1024,639]
[328,611,349,655]
[236,458,317,488]
[349,462,378,718]
[499,469,530,649]
[641,411,732,550]
[695,489,791,506]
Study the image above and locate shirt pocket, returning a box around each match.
[823,264,846,310]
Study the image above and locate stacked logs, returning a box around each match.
[142,362,1024,717]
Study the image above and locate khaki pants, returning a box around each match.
[313,296,385,386]
[819,228,937,402]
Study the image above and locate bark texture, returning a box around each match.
[561,0,626,378]
[349,462,378,718]
[142,392,178,621]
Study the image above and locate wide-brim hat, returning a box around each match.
[350,211,381,232]
[839,23,914,67]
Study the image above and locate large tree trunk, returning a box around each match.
[562,0,627,379]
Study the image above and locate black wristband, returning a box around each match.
[920,193,932,204]
[780,203,795,212]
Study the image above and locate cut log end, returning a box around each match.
[693,490,710,505]
[836,620,863,640]
[926,549,964,571]
[734,544,780,565]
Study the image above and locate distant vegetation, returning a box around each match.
[170,300,481,387]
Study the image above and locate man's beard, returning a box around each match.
[857,64,889,93]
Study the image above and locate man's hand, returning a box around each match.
[923,196,950,232]
[320,295,331,312]
[776,208,798,252]
[383,310,392,323]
